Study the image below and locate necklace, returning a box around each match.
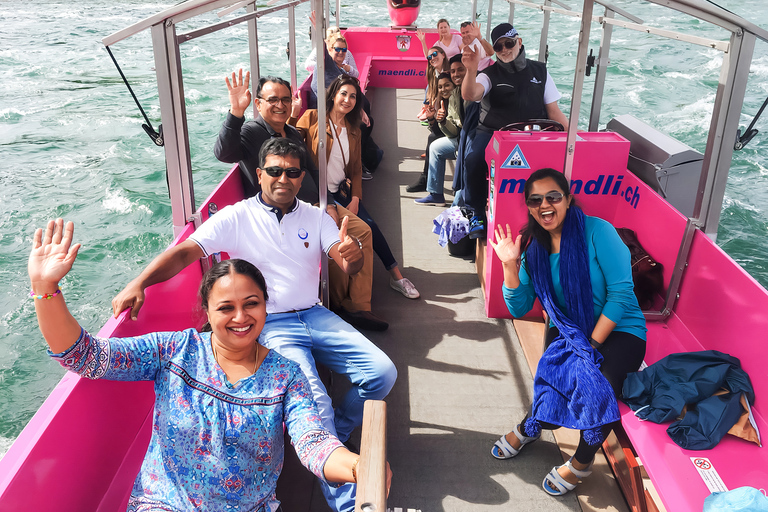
[212,338,259,375]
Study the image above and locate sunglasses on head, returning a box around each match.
[333,47,348,53]
[493,38,518,53]
[426,51,439,61]
[262,166,303,179]
[526,191,564,207]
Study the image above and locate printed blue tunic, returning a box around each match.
[50,328,343,512]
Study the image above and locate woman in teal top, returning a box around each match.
[489,168,646,497]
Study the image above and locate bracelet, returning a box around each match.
[589,337,602,349]
[31,288,61,300]
[351,456,360,483]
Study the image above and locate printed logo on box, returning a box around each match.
[500,145,530,169]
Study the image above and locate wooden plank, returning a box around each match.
[355,400,387,512]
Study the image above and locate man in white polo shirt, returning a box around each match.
[112,138,396,512]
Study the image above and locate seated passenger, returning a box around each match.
[214,70,387,332]
[461,23,569,240]
[310,36,359,99]
[293,75,420,300]
[459,21,494,70]
[415,18,463,58]
[305,27,359,80]
[488,168,646,496]
[30,219,388,511]
[408,53,467,194]
[415,72,460,206]
[113,138,397,512]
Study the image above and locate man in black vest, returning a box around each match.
[461,23,568,239]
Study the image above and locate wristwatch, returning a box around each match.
[589,337,602,349]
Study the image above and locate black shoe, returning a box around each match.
[406,174,427,193]
[339,308,389,331]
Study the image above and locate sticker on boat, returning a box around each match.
[501,144,530,169]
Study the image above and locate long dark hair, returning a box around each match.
[199,259,269,332]
[326,74,363,129]
[520,168,573,254]
[426,46,448,105]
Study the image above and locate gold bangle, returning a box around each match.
[351,456,360,483]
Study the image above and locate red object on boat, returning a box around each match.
[387,0,421,26]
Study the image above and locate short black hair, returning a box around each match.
[255,76,291,99]
[449,54,464,66]
[258,137,307,170]
[460,21,471,29]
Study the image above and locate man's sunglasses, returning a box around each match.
[493,38,518,53]
[333,47,348,53]
[259,96,292,106]
[262,166,303,178]
[526,191,564,207]
[426,51,439,61]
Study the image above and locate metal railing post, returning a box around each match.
[151,21,196,238]
[288,5,297,92]
[563,0,594,180]
[246,2,261,98]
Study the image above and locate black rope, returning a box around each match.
[735,95,768,150]
[105,46,163,147]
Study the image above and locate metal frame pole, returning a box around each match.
[313,0,330,306]
[563,0,594,180]
[538,0,552,63]
[486,0,494,41]
[288,5,298,91]
[471,0,478,23]
[588,6,613,130]
[246,2,261,101]
[694,30,755,238]
[151,22,196,237]
[508,0,514,24]
[335,0,340,28]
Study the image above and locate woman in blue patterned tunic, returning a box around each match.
[28,218,380,512]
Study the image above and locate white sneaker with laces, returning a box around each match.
[390,277,419,299]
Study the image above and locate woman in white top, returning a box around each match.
[294,75,420,299]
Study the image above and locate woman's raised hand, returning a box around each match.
[29,219,81,290]
[489,223,522,265]
[225,69,251,118]
[291,91,302,118]
[415,29,426,42]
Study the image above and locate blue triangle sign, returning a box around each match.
[501,144,530,169]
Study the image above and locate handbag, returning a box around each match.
[616,227,664,310]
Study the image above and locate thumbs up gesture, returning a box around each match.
[336,216,363,265]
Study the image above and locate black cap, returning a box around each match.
[491,23,519,47]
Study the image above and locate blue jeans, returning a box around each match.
[260,305,397,512]
[427,136,458,194]
[463,129,494,217]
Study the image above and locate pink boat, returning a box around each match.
[1,1,767,511]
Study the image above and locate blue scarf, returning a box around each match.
[523,206,619,445]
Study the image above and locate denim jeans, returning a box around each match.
[463,129,494,217]
[427,136,458,194]
[260,305,397,511]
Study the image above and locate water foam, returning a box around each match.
[102,188,152,215]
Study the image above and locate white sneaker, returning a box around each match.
[390,277,419,299]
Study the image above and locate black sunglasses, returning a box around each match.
[333,47,348,53]
[526,191,564,207]
[493,38,518,53]
[426,51,439,61]
[262,166,303,179]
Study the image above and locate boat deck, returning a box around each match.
[294,87,631,511]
